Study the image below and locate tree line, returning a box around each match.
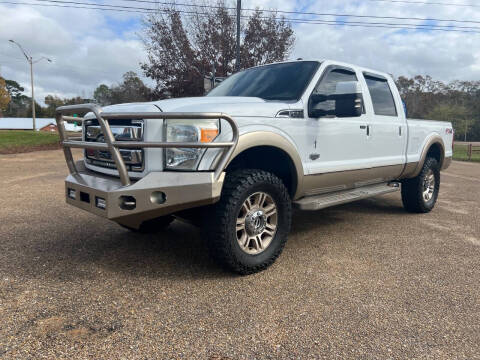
[396,75,480,141]
[0,71,154,118]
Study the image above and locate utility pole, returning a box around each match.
[8,40,51,131]
[235,0,241,72]
[30,60,35,129]
[211,62,216,89]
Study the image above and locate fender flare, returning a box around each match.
[408,134,445,178]
[227,131,305,199]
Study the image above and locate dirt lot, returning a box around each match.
[0,150,479,359]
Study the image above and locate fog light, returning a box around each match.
[150,191,166,205]
[95,196,106,209]
[67,188,76,200]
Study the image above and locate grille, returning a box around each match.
[84,119,144,172]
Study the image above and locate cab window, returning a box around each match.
[363,73,397,116]
[311,67,358,117]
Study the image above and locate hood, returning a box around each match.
[151,96,291,117]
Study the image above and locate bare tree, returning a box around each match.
[141,2,295,98]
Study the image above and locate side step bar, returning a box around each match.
[294,182,400,211]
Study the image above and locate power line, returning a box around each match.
[0,0,152,12]
[25,0,480,25]
[16,0,160,10]
[124,0,480,24]
[286,19,480,32]
[13,0,480,31]
[2,0,480,33]
[249,5,480,25]
[368,0,480,8]
[286,16,480,31]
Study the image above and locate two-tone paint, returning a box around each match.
[64,59,453,226]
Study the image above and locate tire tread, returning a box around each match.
[401,157,440,213]
[205,169,291,275]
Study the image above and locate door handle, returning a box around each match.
[360,125,370,136]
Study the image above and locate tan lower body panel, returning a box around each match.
[399,162,418,179]
[302,164,404,197]
[64,162,224,229]
[442,156,452,170]
[399,156,451,179]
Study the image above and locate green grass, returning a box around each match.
[453,143,480,162]
[0,130,60,154]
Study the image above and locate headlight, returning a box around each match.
[165,119,219,170]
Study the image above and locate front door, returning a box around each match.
[306,65,370,175]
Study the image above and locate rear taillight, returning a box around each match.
[446,128,455,150]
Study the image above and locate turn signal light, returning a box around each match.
[200,128,219,143]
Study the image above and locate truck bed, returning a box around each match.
[406,118,453,164]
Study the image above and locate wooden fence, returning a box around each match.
[467,143,480,161]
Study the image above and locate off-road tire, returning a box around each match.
[120,215,175,233]
[204,169,292,275]
[401,157,440,213]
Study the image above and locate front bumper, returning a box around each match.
[65,161,224,229]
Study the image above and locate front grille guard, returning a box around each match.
[55,103,239,186]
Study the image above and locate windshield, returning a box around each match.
[207,61,320,101]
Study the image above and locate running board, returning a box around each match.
[294,182,400,211]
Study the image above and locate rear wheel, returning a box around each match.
[401,157,440,213]
[120,215,175,233]
[204,169,292,275]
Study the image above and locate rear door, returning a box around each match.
[360,72,406,176]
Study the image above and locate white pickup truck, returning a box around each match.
[55,59,453,274]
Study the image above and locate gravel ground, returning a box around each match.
[0,150,479,359]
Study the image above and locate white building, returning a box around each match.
[0,118,81,132]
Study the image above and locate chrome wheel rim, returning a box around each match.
[236,192,278,255]
[423,169,435,202]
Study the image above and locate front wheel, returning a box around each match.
[401,157,440,213]
[204,169,292,275]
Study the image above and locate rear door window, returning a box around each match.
[363,73,397,116]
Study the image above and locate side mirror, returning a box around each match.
[308,94,330,118]
[333,81,363,117]
[308,81,363,118]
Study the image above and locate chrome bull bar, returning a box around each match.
[55,103,239,186]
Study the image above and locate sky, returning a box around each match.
[1,0,480,104]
